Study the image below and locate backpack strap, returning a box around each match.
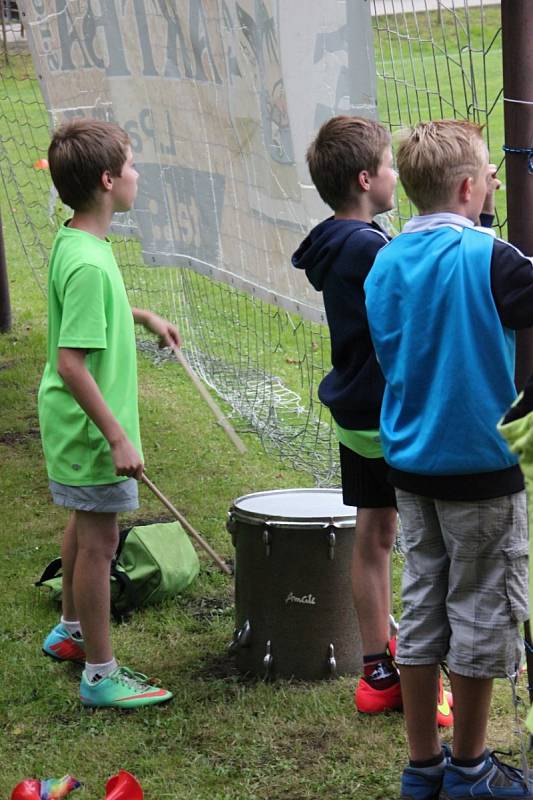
[115,527,131,558]
[110,564,139,619]
[35,529,145,619]
[110,527,139,619]
[35,557,62,586]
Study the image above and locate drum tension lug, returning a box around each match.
[262,528,272,557]
[327,643,337,677]
[226,512,237,547]
[228,619,252,653]
[328,529,336,560]
[263,640,274,680]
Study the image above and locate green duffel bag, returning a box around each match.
[36,521,200,618]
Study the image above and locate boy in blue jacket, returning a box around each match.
[366,120,533,799]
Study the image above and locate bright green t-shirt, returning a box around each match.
[38,223,142,486]
[334,421,383,459]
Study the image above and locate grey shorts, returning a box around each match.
[49,478,139,513]
[395,489,528,679]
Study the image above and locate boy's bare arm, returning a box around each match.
[132,308,181,349]
[57,347,143,479]
[481,163,501,217]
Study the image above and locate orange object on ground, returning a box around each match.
[33,158,49,169]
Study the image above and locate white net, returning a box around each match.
[0,0,506,483]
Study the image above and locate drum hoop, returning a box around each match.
[230,488,357,528]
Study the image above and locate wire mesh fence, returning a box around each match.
[0,1,507,483]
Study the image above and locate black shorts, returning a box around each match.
[339,442,396,509]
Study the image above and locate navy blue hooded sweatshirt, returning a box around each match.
[292,218,390,429]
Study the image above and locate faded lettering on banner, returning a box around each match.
[23,0,376,322]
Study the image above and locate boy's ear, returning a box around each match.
[101,170,113,192]
[357,169,371,193]
[458,175,473,203]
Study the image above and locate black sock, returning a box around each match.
[451,751,488,769]
[363,652,399,689]
[409,751,446,770]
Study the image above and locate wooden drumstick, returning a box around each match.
[173,349,247,454]
[141,473,232,576]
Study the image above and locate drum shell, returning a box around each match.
[231,515,362,680]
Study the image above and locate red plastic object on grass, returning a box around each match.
[105,771,143,800]
[10,779,41,800]
[11,771,142,799]
[11,776,80,799]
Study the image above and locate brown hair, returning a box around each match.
[306,116,391,211]
[48,118,130,211]
[397,120,487,212]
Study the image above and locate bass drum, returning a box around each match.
[227,488,362,680]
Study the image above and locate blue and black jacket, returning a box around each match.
[365,212,533,500]
[292,218,389,429]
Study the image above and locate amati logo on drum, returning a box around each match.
[285,592,316,606]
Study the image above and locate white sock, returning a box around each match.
[85,658,118,683]
[61,616,82,639]
[453,761,486,776]
[451,752,488,775]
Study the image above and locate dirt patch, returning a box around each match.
[183,595,234,621]
[0,427,40,445]
[195,650,243,681]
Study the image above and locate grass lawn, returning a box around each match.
[1,9,532,798]
[2,217,529,800]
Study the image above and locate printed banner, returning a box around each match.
[23,0,377,322]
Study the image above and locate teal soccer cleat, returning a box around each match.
[80,666,173,708]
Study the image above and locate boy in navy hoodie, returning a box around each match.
[292,115,426,717]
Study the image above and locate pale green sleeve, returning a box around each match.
[58,265,107,350]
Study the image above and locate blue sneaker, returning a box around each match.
[440,751,533,798]
[401,745,451,800]
[43,624,85,664]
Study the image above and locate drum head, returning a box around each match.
[231,488,356,525]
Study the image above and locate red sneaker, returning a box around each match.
[355,676,403,714]
[437,671,454,727]
[361,639,453,724]
[42,623,85,664]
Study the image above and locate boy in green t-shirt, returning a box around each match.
[39,118,180,708]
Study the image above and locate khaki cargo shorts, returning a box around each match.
[395,489,528,679]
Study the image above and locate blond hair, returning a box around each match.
[48,118,130,211]
[397,120,487,212]
[306,116,391,211]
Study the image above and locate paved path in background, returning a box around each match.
[372,0,500,14]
